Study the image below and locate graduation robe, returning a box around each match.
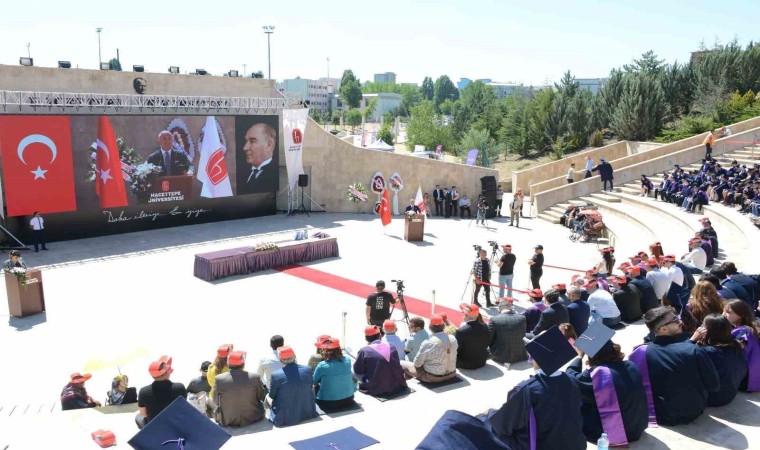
[353,341,407,396]
[701,345,747,406]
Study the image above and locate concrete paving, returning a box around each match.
[0,212,758,449]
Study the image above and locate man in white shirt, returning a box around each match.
[644,259,672,300]
[681,238,707,274]
[29,211,48,252]
[567,163,576,184]
[458,195,472,219]
[661,255,684,288]
[584,155,594,179]
[256,335,284,388]
[584,279,621,327]
[401,315,458,383]
[381,320,405,361]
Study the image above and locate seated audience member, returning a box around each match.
[591,247,616,278]
[567,285,591,335]
[455,303,491,369]
[136,356,187,429]
[532,289,570,335]
[700,218,720,258]
[404,317,429,362]
[354,325,407,396]
[640,174,654,197]
[402,315,458,383]
[308,335,330,371]
[213,351,267,427]
[690,315,747,406]
[702,274,739,301]
[627,266,659,314]
[440,313,458,335]
[208,344,234,399]
[649,242,664,260]
[187,361,212,395]
[488,299,528,364]
[664,276,692,318]
[60,372,101,411]
[710,266,752,307]
[256,335,285,389]
[566,326,648,444]
[488,327,586,450]
[723,300,760,392]
[313,337,357,411]
[458,194,472,218]
[106,374,137,406]
[644,259,671,301]
[382,320,406,361]
[687,281,724,325]
[585,279,622,328]
[522,289,547,332]
[661,255,684,288]
[681,238,707,274]
[553,283,570,305]
[268,346,319,427]
[609,275,643,322]
[722,262,760,310]
[628,307,719,425]
[417,409,510,450]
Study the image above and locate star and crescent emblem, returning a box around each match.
[17,134,57,181]
[94,138,113,184]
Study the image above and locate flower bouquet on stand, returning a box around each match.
[129,162,162,202]
[347,182,369,213]
[9,267,28,286]
[253,242,279,252]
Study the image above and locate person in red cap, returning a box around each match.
[353,325,407,397]
[681,238,707,274]
[553,283,569,305]
[381,320,405,361]
[608,275,643,323]
[60,372,100,411]
[585,279,621,328]
[626,266,660,314]
[308,335,331,371]
[212,351,267,427]
[136,355,186,428]
[522,289,547,332]
[531,289,570,335]
[313,337,357,411]
[645,258,671,300]
[661,255,684,288]
[455,303,490,369]
[208,344,234,399]
[402,315,459,383]
[488,299,528,365]
[268,346,319,427]
[591,247,615,278]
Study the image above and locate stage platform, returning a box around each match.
[0,212,757,449]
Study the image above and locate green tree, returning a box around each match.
[568,90,591,148]
[459,128,499,167]
[433,75,459,107]
[331,109,344,126]
[378,122,394,145]
[406,101,456,153]
[345,109,362,131]
[610,73,666,140]
[108,58,122,71]
[363,97,378,121]
[362,82,401,94]
[339,70,363,109]
[439,98,455,115]
[501,96,531,157]
[421,76,434,100]
[624,50,665,76]
[399,84,422,116]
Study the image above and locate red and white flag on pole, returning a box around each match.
[197,116,232,198]
[414,185,426,216]
[380,188,392,226]
[95,116,128,208]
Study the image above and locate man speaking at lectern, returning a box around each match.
[146,130,190,176]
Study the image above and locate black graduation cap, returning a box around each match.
[128,397,231,450]
[574,320,615,358]
[523,326,577,374]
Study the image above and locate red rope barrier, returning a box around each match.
[473,280,532,295]
[543,263,587,273]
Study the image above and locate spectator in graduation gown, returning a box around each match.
[723,300,760,392]
[566,339,648,444]
[627,267,660,314]
[353,326,407,397]
[415,410,510,450]
[609,276,643,322]
[722,262,760,311]
[531,289,570,335]
[488,327,586,450]
[690,314,747,406]
[628,306,719,425]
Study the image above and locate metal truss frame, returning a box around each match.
[0,90,289,115]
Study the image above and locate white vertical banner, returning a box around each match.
[283,108,308,190]
[197,116,233,198]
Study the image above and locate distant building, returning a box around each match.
[360,93,402,121]
[457,78,492,90]
[487,82,523,99]
[577,78,606,95]
[276,77,334,112]
[374,72,397,84]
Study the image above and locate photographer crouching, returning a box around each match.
[472,248,495,307]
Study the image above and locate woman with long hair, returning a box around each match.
[566,340,648,444]
[208,344,233,398]
[592,247,615,278]
[691,314,747,406]
[723,300,760,392]
[313,337,357,411]
[688,281,724,325]
[648,242,664,260]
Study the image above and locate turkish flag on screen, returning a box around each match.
[95,116,128,208]
[381,188,392,226]
[0,115,77,216]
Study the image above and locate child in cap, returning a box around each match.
[60,372,100,410]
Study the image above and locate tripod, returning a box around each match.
[468,204,490,229]
[292,185,309,216]
[389,280,411,333]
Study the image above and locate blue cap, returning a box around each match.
[128,397,231,450]
[574,320,615,358]
[524,326,577,374]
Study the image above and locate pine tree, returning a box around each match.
[610,73,666,140]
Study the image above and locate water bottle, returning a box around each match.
[597,432,609,450]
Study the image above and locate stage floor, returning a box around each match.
[0,212,757,449]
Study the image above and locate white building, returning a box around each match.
[276,77,335,112]
[360,93,402,122]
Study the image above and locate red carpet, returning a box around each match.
[276,264,467,327]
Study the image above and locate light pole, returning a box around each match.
[96,27,103,67]
[26,43,30,58]
[262,25,275,79]
[243,64,247,77]
[327,57,330,78]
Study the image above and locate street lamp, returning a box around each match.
[96,27,103,67]
[262,25,275,79]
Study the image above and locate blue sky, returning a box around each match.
[2,0,759,85]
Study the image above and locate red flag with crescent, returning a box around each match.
[0,115,77,216]
[95,116,128,208]
[380,188,392,226]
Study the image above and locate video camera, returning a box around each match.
[391,279,405,291]
[487,240,498,250]
[472,244,482,252]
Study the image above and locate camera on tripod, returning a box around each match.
[487,240,498,250]
[472,244,482,252]
[391,279,405,291]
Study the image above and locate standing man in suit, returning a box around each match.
[433,185,444,217]
[531,289,569,335]
[238,122,278,194]
[444,188,452,218]
[450,186,460,218]
[146,131,190,176]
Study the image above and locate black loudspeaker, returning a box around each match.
[298,174,309,187]
[480,176,497,191]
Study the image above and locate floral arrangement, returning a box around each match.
[129,162,163,199]
[85,136,141,183]
[346,182,369,203]
[9,267,27,285]
[254,242,279,252]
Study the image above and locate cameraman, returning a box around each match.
[471,249,494,307]
[366,280,398,330]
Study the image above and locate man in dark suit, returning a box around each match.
[722,262,759,310]
[237,122,278,194]
[592,158,614,191]
[433,185,444,216]
[710,266,751,306]
[444,188,452,218]
[455,304,491,369]
[531,289,569,335]
[146,130,191,176]
[488,300,527,364]
[405,199,421,214]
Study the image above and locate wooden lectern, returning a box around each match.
[5,269,45,318]
[404,214,425,242]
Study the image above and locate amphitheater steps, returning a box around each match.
[588,193,621,203]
